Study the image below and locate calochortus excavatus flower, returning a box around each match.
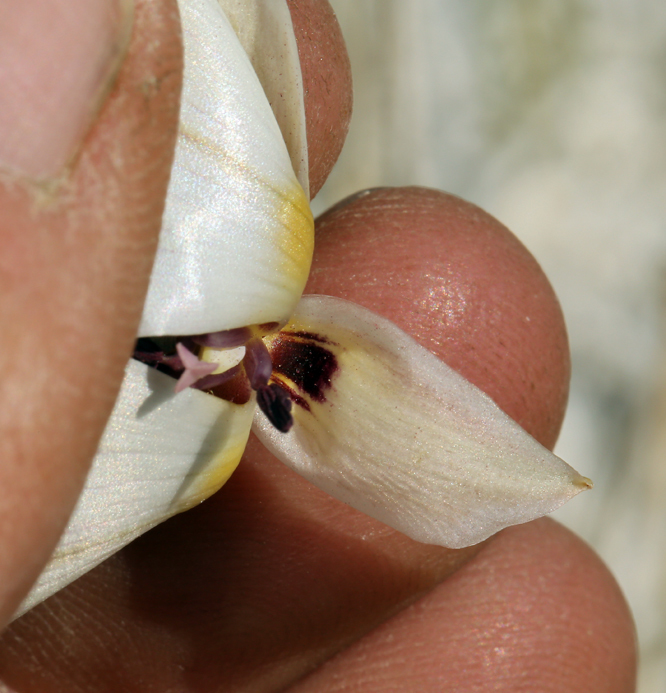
[16,0,591,618]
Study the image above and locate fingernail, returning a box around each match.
[0,0,133,180]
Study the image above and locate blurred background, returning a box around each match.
[313,2,666,691]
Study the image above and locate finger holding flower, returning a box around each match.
[0,1,632,692]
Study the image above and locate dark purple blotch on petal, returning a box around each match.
[270,332,339,403]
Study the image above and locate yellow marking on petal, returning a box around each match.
[273,181,314,293]
[181,102,314,279]
[180,437,249,509]
[178,124,313,317]
[173,399,255,511]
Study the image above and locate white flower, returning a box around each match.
[16,0,590,618]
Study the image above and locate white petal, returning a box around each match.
[253,295,592,549]
[15,359,254,618]
[138,0,313,338]
[218,0,309,194]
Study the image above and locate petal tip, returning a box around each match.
[574,474,594,491]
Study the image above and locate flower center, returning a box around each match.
[133,324,294,433]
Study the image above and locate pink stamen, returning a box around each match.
[174,343,219,393]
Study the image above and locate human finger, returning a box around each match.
[291,518,636,693]
[290,188,634,692]
[286,0,352,197]
[0,0,182,625]
[309,186,570,449]
[0,0,350,632]
[0,186,581,691]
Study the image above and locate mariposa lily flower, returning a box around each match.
[15,0,591,618]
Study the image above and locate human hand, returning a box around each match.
[0,0,635,690]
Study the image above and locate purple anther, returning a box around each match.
[256,383,293,433]
[243,337,273,390]
[133,349,169,364]
[191,326,253,349]
[133,350,184,372]
[192,364,242,392]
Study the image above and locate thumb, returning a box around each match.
[0,0,182,625]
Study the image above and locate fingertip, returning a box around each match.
[287,0,352,198]
[293,519,637,693]
[307,186,571,449]
[0,0,182,624]
[451,520,636,693]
